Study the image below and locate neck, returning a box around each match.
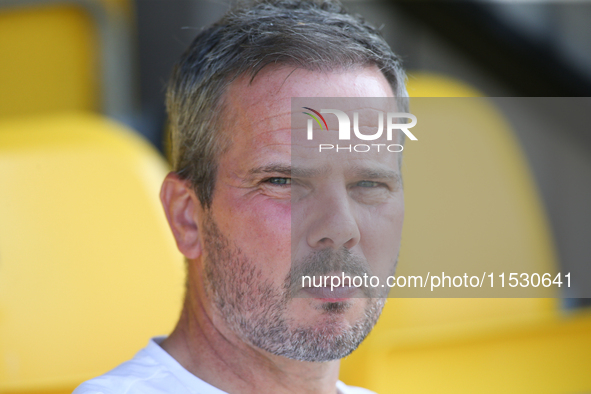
[160,269,341,394]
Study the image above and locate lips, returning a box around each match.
[302,286,358,301]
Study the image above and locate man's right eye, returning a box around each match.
[267,177,291,185]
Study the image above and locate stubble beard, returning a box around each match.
[201,211,386,362]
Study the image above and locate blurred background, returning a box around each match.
[0,0,590,393]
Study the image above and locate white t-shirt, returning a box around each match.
[73,337,375,394]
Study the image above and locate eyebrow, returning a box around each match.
[248,162,400,185]
[248,163,331,178]
[350,166,401,183]
[248,164,291,176]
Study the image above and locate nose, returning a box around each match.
[305,186,360,250]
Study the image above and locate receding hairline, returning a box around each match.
[215,62,397,134]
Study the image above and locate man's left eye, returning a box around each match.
[357,180,380,188]
[267,177,291,185]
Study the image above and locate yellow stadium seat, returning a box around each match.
[341,73,591,393]
[0,112,185,393]
[0,0,133,119]
[344,310,591,394]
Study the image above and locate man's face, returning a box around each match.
[199,66,404,361]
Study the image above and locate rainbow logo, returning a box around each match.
[302,107,328,131]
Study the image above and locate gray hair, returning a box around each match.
[166,0,408,208]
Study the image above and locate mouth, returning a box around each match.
[301,285,358,302]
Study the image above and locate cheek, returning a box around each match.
[214,191,292,279]
[359,197,404,269]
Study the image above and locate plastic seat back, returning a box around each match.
[0,113,185,393]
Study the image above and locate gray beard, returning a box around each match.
[201,211,386,362]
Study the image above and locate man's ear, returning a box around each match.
[160,172,202,259]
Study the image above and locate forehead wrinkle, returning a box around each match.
[253,128,292,141]
[249,110,292,128]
